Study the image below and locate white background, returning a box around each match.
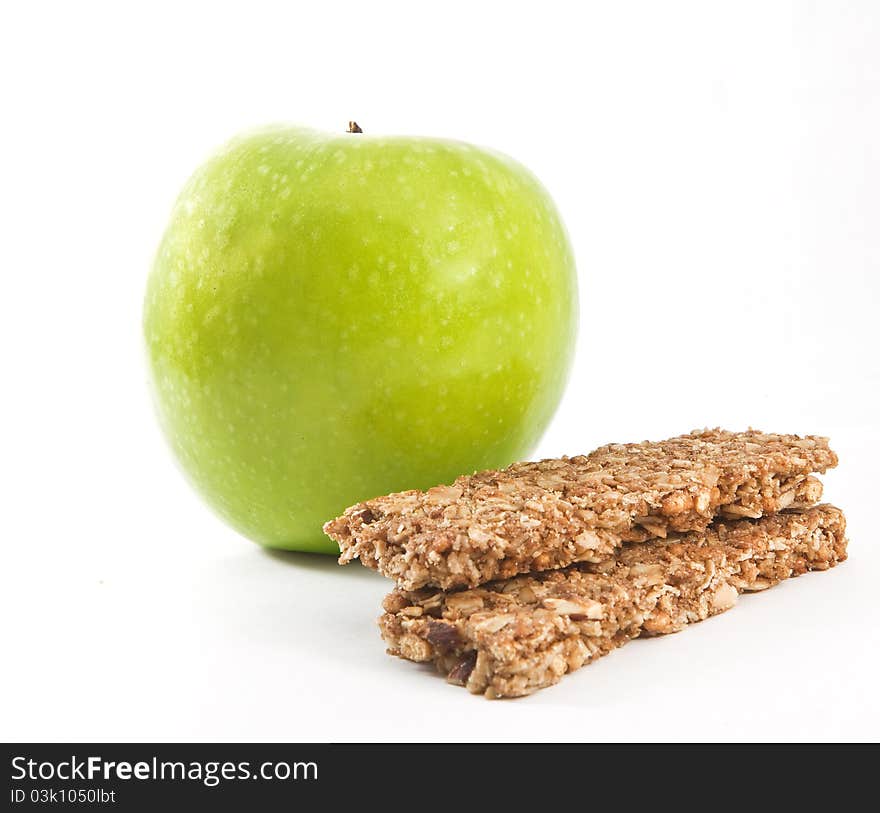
[2,1,878,742]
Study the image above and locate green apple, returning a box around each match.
[144,124,578,552]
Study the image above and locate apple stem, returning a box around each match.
[347,121,363,133]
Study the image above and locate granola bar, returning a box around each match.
[326,429,836,590]
[379,505,847,698]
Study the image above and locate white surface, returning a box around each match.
[2,1,878,742]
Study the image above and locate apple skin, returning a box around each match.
[144,125,578,552]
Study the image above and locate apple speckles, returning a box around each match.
[202,305,221,326]
[145,126,576,551]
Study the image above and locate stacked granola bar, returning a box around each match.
[324,429,848,698]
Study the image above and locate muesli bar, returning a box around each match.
[326,429,836,590]
[379,505,847,698]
